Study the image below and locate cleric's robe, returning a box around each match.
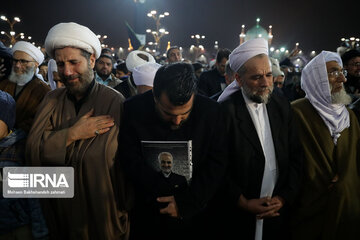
[291,98,360,240]
[26,82,132,240]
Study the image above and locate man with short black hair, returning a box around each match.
[192,62,203,82]
[38,62,48,82]
[166,46,182,63]
[197,48,231,97]
[115,61,130,79]
[119,62,227,240]
[341,49,360,101]
[211,60,236,100]
[114,61,137,98]
[95,52,122,88]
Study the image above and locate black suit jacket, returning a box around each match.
[218,90,302,240]
[197,68,225,97]
[118,91,228,239]
[155,172,188,197]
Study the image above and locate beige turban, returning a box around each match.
[45,22,101,59]
[126,50,156,72]
[12,41,44,65]
[229,38,269,72]
[132,62,162,87]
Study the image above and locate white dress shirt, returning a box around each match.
[242,89,278,240]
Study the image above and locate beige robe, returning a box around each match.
[291,98,360,240]
[0,77,50,133]
[26,82,132,240]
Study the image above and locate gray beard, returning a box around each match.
[331,87,352,105]
[242,82,273,104]
[8,67,35,86]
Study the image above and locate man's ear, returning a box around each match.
[34,63,39,74]
[89,54,96,68]
[152,89,158,103]
[235,73,242,87]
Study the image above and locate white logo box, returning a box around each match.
[2,167,74,198]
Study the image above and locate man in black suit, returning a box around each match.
[156,152,188,197]
[217,38,302,240]
[118,63,227,240]
[197,48,231,97]
[210,60,236,101]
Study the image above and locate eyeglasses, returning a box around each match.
[328,69,347,78]
[12,58,36,65]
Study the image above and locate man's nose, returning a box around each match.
[63,64,73,76]
[339,73,347,83]
[260,76,271,87]
[13,61,22,68]
[172,115,182,126]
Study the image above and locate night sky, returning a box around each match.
[2,0,358,58]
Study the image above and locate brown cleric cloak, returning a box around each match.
[0,77,50,132]
[291,98,360,240]
[26,82,132,240]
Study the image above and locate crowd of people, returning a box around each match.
[0,21,359,240]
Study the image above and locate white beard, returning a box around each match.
[8,66,35,86]
[331,87,352,105]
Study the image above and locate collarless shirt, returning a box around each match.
[242,89,277,174]
[241,88,278,240]
[95,72,112,86]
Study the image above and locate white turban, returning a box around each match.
[132,62,161,87]
[12,41,44,65]
[229,38,268,72]
[45,22,101,59]
[218,38,269,102]
[126,50,155,72]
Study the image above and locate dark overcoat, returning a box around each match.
[218,90,302,240]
